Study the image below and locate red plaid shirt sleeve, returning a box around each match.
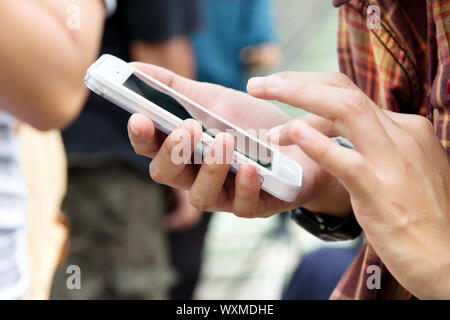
[330,0,450,300]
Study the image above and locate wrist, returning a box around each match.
[303,174,352,219]
[290,206,361,241]
[303,201,353,219]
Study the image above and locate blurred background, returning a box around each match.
[0,0,360,300]
[272,0,339,117]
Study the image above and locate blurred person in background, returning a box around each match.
[51,0,202,300]
[0,0,106,298]
[194,0,281,92]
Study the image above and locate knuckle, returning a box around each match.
[344,91,368,116]
[149,162,164,183]
[274,71,293,80]
[134,143,157,157]
[400,157,416,177]
[329,72,354,88]
[232,207,255,218]
[402,133,419,148]
[314,138,332,160]
[167,133,184,150]
[203,162,225,175]
[343,155,366,182]
[167,135,190,161]
[291,118,304,129]
[288,119,303,140]
[413,115,434,133]
[132,144,146,156]
[189,193,212,211]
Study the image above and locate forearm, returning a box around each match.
[0,0,104,130]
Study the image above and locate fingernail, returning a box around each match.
[239,169,255,187]
[247,77,265,91]
[266,76,286,91]
[130,121,140,136]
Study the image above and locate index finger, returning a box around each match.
[268,114,337,146]
[247,74,395,160]
[130,62,224,109]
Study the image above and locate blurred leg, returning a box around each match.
[51,160,174,299]
[168,212,212,300]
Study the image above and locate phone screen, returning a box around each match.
[123,72,272,169]
[124,74,192,121]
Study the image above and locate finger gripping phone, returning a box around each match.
[84,55,302,202]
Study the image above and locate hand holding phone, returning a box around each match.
[85,55,303,206]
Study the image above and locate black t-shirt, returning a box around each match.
[63,0,201,172]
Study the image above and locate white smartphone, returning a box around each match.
[84,54,302,202]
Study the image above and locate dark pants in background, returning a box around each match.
[282,246,360,300]
[169,212,211,300]
[51,161,174,299]
[51,159,209,299]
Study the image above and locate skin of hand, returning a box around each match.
[127,65,449,298]
[164,189,203,232]
[0,0,104,130]
[127,63,352,219]
[247,71,450,300]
